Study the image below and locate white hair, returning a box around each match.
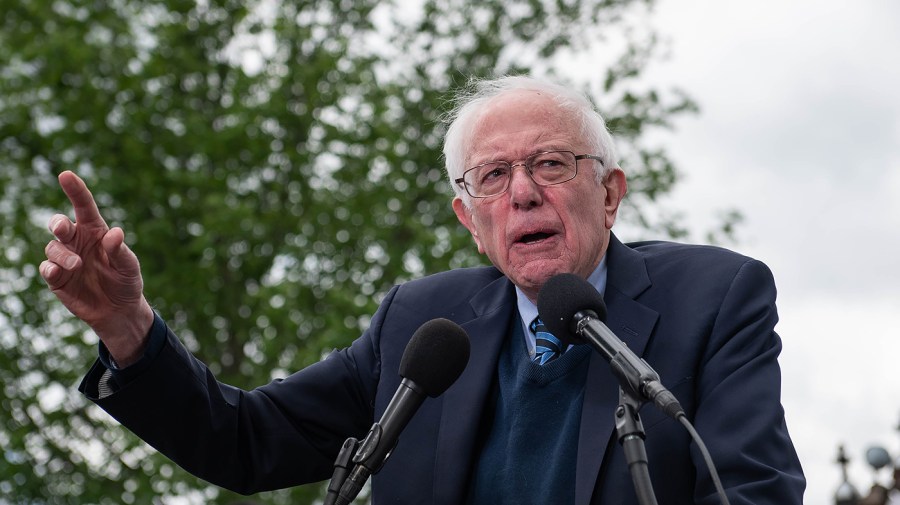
[442,75,619,206]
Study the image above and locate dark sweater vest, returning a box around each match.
[468,320,592,504]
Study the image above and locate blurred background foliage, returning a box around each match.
[0,0,725,502]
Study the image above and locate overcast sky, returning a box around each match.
[618,1,900,504]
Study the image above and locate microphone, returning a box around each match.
[334,318,470,505]
[537,273,684,419]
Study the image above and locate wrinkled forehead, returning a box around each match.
[465,90,586,162]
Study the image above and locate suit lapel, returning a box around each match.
[433,275,515,505]
[575,235,660,505]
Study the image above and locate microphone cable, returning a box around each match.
[677,413,731,505]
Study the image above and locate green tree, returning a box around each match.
[0,0,710,503]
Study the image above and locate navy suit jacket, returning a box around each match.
[81,235,805,504]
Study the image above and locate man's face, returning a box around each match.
[452,90,627,302]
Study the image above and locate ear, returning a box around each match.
[452,197,485,254]
[602,168,627,230]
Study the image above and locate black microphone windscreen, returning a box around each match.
[537,273,608,345]
[399,318,470,397]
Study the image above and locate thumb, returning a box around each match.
[101,227,141,277]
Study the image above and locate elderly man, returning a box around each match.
[41,76,805,504]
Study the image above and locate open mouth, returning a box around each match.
[518,231,554,244]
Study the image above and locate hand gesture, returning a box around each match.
[40,171,154,366]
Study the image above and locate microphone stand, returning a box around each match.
[615,387,659,505]
[324,437,360,505]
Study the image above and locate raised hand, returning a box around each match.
[40,171,154,367]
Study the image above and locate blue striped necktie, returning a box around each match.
[530,317,562,365]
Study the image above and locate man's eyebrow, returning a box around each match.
[470,146,571,165]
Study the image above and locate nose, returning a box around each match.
[507,163,542,208]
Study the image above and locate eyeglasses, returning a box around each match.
[454,150,603,198]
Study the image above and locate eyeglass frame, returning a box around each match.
[453,150,605,198]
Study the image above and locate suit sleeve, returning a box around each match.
[692,259,805,505]
[78,286,402,495]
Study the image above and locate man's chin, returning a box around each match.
[507,260,573,298]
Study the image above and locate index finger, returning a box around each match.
[58,171,109,230]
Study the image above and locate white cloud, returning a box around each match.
[780,294,900,502]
